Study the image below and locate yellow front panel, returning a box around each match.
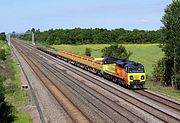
[127,73,146,85]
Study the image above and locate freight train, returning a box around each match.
[37,48,146,89]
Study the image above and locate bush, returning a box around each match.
[0,101,15,123]
[0,79,15,123]
[101,44,132,60]
[85,48,91,56]
[0,40,15,122]
[173,74,180,90]
[0,49,6,61]
[152,58,165,85]
[0,32,6,41]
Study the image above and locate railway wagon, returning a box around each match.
[57,50,103,75]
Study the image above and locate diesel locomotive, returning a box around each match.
[102,57,145,88]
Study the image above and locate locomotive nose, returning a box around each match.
[128,73,146,87]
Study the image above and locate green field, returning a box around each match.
[51,44,164,75]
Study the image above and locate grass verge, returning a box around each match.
[145,81,180,100]
[5,59,32,123]
[0,39,32,123]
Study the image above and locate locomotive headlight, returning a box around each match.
[130,76,133,80]
[141,75,145,80]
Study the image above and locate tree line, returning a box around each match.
[18,28,163,45]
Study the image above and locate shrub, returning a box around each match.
[152,58,165,85]
[85,48,92,56]
[101,44,132,60]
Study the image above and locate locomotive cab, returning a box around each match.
[115,60,146,88]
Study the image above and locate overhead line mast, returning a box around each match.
[32,32,35,45]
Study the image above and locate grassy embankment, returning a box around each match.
[51,44,180,99]
[0,40,32,123]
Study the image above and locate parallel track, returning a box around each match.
[12,45,46,123]
[12,41,91,123]
[35,43,180,122]
[134,90,180,112]
[13,40,144,123]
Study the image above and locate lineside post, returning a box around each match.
[8,34,11,46]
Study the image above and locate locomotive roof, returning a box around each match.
[102,57,119,64]
[116,59,143,68]
[103,57,143,67]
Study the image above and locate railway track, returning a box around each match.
[11,44,46,123]
[12,39,180,123]
[13,40,143,122]
[31,44,180,122]
[134,90,180,112]
[12,41,91,123]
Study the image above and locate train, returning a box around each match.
[37,47,146,89]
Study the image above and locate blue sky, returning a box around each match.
[1,0,172,33]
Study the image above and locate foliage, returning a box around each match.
[13,112,32,123]
[102,44,132,60]
[152,58,166,84]
[0,100,15,123]
[85,48,91,56]
[0,32,6,41]
[0,49,6,61]
[0,78,5,101]
[153,0,180,89]
[173,74,180,90]
[5,59,32,123]
[18,28,163,45]
[1,40,32,122]
[0,41,15,122]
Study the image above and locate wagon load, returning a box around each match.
[57,50,103,74]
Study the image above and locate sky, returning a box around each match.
[0,0,172,33]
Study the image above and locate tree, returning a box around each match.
[160,0,180,89]
[25,30,31,34]
[102,44,132,60]
[31,28,35,33]
[0,32,6,40]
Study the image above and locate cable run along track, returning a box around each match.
[12,39,180,123]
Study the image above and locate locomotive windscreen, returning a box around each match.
[128,66,144,73]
